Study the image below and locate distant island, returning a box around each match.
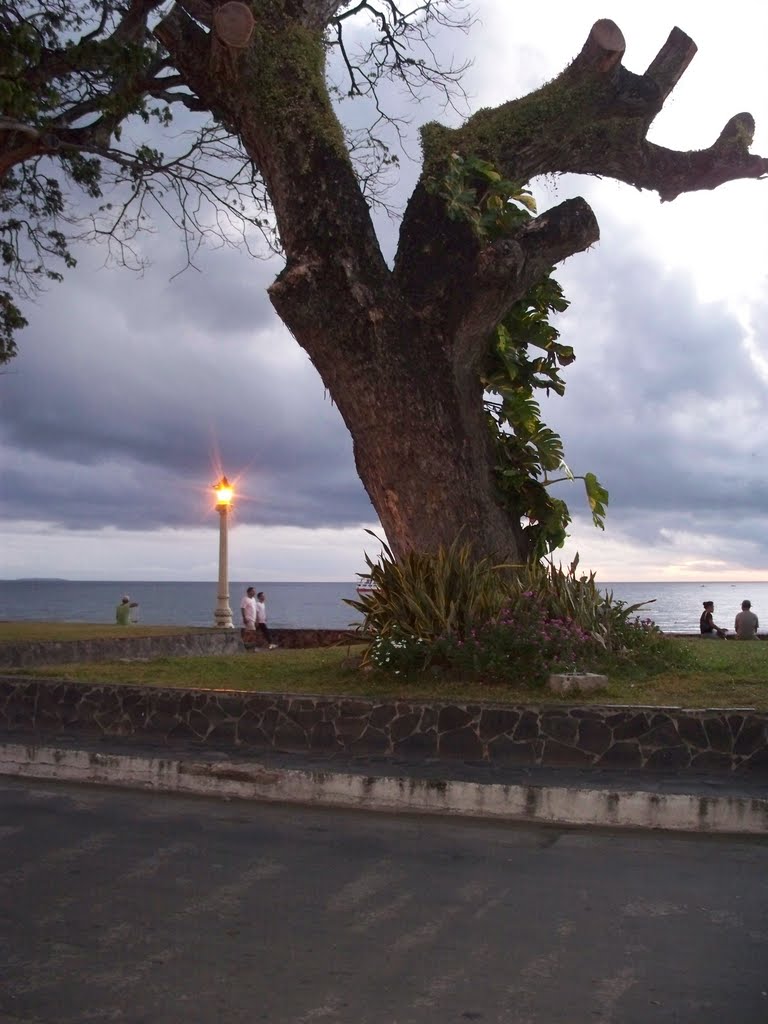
[12,578,70,582]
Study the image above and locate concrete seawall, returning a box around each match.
[0,628,360,668]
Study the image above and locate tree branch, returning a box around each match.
[418,19,768,202]
[109,0,167,43]
[175,0,215,29]
[643,26,697,111]
[568,17,625,75]
[153,4,211,71]
[616,115,768,201]
[21,0,165,88]
[451,199,599,366]
[301,0,348,31]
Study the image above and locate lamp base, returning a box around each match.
[213,604,234,629]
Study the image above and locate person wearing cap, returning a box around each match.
[115,595,138,625]
[734,600,759,640]
[700,600,727,639]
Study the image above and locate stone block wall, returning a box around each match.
[1,678,766,773]
[0,629,360,669]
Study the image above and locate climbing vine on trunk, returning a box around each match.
[427,152,609,556]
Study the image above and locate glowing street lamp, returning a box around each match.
[213,475,234,628]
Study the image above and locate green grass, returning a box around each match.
[5,635,768,708]
[0,623,213,643]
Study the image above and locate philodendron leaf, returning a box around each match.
[584,472,609,530]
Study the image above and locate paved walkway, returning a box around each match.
[2,732,767,834]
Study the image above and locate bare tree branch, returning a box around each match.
[419,19,768,201]
[643,25,697,112]
[329,0,472,109]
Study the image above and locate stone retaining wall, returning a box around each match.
[0,629,359,669]
[1,678,766,773]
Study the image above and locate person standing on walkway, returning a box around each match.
[240,587,257,630]
[700,601,727,638]
[256,591,278,649]
[734,600,759,640]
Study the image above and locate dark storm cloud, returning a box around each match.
[4,170,764,546]
[156,242,280,335]
[539,213,768,556]
[0,23,482,542]
[0,233,375,532]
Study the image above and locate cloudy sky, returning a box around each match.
[2,0,768,583]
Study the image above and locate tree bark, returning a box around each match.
[154,10,768,561]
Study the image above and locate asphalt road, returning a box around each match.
[1,777,767,1024]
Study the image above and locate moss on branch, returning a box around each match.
[419,19,767,202]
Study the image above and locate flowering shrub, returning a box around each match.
[368,628,432,676]
[355,543,687,684]
[370,594,597,685]
[457,593,595,683]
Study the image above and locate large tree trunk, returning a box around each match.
[273,285,531,560]
[155,6,768,560]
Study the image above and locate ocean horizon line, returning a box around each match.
[4,577,362,584]
[2,579,767,632]
[5,577,768,586]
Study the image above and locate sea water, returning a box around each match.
[1,579,766,633]
[0,580,364,630]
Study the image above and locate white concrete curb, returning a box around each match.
[1,742,767,835]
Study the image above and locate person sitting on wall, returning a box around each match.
[115,595,138,625]
[700,600,727,639]
[734,599,759,640]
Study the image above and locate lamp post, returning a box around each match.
[213,475,234,628]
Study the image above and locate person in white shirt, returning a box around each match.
[256,591,278,649]
[240,587,256,629]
